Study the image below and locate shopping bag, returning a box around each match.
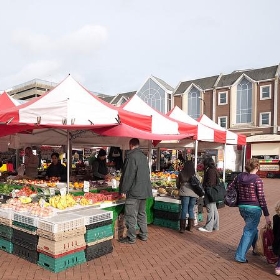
[190,175,205,197]
[254,226,265,256]
[224,186,238,207]
[205,179,226,203]
[263,224,278,264]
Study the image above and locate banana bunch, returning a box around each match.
[80,197,90,206]
[49,194,76,210]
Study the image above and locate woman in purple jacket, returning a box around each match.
[227,158,271,263]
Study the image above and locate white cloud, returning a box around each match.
[11,24,108,55]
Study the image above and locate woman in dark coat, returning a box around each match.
[198,157,219,232]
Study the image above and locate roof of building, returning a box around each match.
[216,65,278,88]
[174,75,219,95]
[173,64,278,95]
[152,76,174,91]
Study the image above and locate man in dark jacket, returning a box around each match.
[45,152,67,182]
[92,149,109,181]
[119,138,152,244]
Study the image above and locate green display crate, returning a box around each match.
[153,218,180,230]
[85,224,113,243]
[0,238,13,253]
[38,250,86,273]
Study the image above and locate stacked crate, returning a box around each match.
[0,209,14,254]
[37,213,86,273]
[74,208,114,261]
[153,197,181,230]
[12,212,39,263]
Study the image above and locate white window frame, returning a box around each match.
[259,112,271,126]
[218,91,228,105]
[260,85,271,100]
[218,116,228,128]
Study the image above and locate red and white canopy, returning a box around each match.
[0,92,21,110]
[167,106,226,143]
[197,114,246,145]
[0,76,152,137]
[121,95,197,136]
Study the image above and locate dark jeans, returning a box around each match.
[124,198,147,241]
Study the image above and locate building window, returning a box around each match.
[260,112,271,126]
[218,116,227,128]
[188,86,201,119]
[260,85,271,100]
[218,92,227,105]
[236,77,252,123]
[137,79,166,113]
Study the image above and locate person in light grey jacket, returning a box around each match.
[176,160,198,233]
[119,138,152,244]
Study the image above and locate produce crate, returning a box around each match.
[37,235,86,257]
[38,250,86,273]
[13,213,38,227]
[153,201,181,213]
[37,213,84,233]
[85,224,113,243]
[0,209,14,220]
[146,197,154,224]
[12,228,39,250]
[12,221,37,234]
[0,237,13,253]
[153,217,180,230]
[74,208,113,225]
[86,219,112,230]
[153,209,180,221]
[103,204,124,223]
[85,240,113,261]
[0,224,13,241]
[37,226,86,242]
[37,246,86,259]
[87,236,113,247]
[0,217,12,227]
[13,244,38,264]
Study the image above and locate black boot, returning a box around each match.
[179,219,186,233]
[186,218,194,232]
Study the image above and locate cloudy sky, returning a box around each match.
[1,0,280,95]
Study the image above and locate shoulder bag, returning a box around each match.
[190,175,205,197]
[205,176,226,203]
[224,175,239,207]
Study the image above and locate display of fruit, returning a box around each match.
[158,187,167,194]
[49,194,76,210]
[19,196,32,204]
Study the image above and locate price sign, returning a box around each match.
[83,181,90,192]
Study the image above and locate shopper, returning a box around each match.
[24,147,39,178]
[273,201,280,275]
[45,152,67,182]
[92,149,109,181]
[119,138,152,244]
[176,160,198,233]
[198,157,219,233]
[227,158,271,263]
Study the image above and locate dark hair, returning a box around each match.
[181,160,195,177]
[129,138,140,147]
[98,149,107,157]
[51,152,59,158]
[245,158,259,173]
[203,157,216,169]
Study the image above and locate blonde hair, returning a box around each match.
[275,201,280,216]
[245,158,259,173]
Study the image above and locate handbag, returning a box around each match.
[224,176,239,207]
[254,225,266,256]
[263,224,278,264]
[190,175,205,197]
[205,178,226,203]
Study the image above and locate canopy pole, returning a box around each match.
[223,143,227,182]
[242,145,247,172]
[194,140,198,173]
[156,147,160,171]
[148,141,153,176]
[67,130,70,194]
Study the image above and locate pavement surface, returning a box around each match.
[0,178,280,280]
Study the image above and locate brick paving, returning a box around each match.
[0,178,279,280]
